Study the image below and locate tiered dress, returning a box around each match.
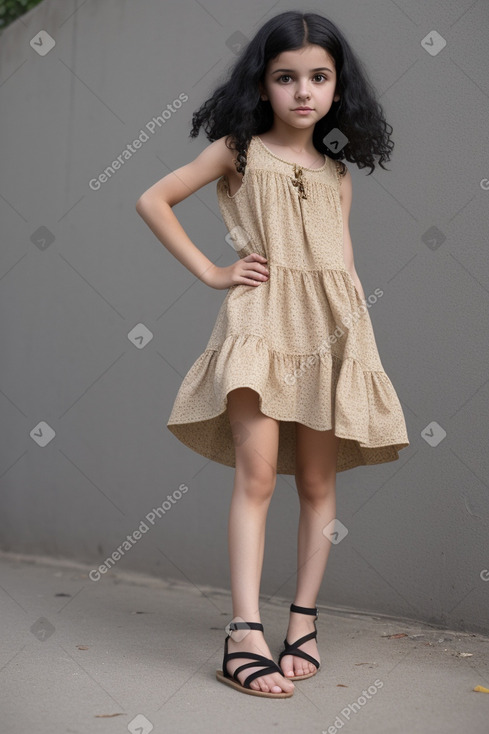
[167,135,409,474]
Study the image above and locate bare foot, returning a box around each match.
[279,611,320,678]
[225,629,295,694]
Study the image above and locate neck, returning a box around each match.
[263,122,316,153]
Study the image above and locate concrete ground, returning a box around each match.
[1,552,488,734]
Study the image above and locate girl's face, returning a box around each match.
[259,44,340,131]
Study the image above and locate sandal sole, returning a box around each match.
[216,670,294,697]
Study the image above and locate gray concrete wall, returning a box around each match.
[1,0,487,633]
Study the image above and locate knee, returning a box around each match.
[295,470,335,504]
[237,465,277,503]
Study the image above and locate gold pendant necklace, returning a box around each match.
[291,164,307,199]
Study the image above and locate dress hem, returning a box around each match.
[167,385,409,446]
[167,374,409,475]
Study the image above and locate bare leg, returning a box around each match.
[224,387,294,695]
[280,424,340,678]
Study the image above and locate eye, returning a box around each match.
[277,73,328,83]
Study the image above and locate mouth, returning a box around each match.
[293,107,313,111]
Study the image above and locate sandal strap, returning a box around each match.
[232,658,281,688]
[228,621,264,633]
[279,632,320,668]
[222,621,269,684]
[290,602,318,617]
[223,640,283,688]
[243,663,282,689]
[225,650,270,663]
[283,630,317,650]
[279,645,320,669]
[279,610,320,669]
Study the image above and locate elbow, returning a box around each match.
[135,195,147,214]
[135,194,155,218]
[135,193,170,216]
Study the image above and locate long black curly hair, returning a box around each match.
[190,10,394,177]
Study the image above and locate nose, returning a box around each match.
[295,80,311,101]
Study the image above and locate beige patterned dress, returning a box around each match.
[167,135,409,474]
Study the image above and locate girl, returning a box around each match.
[136,10,409,699]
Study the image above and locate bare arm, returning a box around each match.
[338,165,366,302]
[135,136,269,289]
[135,137,229,285]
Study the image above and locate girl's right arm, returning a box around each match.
[135,136,269,290]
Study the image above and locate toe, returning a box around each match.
[281,655,294,677]
[246,672,268,691]
[271,674,294,694]
[265,675,281,692]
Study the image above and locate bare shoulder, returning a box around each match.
[196,135,239,175]
[136,135,237,208]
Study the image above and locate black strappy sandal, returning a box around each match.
[278,603,320,681]
[216,621,294,697]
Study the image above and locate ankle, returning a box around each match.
[287,616,316,631]
[291,601,318,611]
[287,606,318,631]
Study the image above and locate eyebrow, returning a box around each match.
[271,67,334,74]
